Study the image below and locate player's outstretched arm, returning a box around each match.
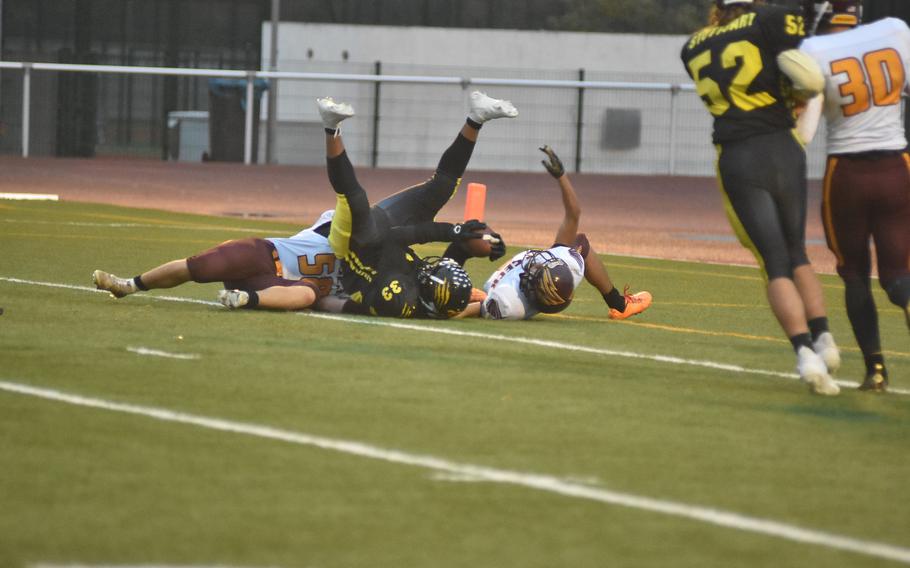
[540,145,580,246]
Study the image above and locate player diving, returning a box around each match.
[453,146,652,321]
[317,90,515,318]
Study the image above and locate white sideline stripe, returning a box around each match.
[2,218,278,234]
[300,311,910,396]
[3,380,910,565]
[2,275,908,396]
[33,565,280,568]
[0,193,59,201]
[0,277,218,306]
[127,347,200,361]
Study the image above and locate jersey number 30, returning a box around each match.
[830,48,905,117]
[687,40,776,116]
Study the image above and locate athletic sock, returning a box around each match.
[437,132,477,180]
[132,275,148,291]
[807,316,829,342]
[326,151,362,197]
[241,291,259,310]
[324,127,338,136]
[789,333,813,352]
[844,278,882,359]
[466,117,483,130]
[603,287,626,312]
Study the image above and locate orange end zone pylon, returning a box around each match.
[464,182,486,221]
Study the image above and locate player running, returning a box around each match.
[319,91,513,319]
[798,1,910,392]
[92,210,341,311]
[681,0,841,395]
[454,146,652,321]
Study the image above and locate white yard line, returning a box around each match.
[1,275,907,396]
[0,193,59,201]
[300,312,910,395]
[126,347,200,361]
[33,564,281,568]
[2,218,280,233]
[2,379,909,565]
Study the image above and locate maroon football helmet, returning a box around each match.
[519,250,575,314]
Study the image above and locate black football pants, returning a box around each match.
[716,129,810,280]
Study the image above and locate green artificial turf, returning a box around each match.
[1,200,908,568]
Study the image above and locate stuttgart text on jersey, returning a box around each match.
[686,13,757,51]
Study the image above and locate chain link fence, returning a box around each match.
[0,60,831,178]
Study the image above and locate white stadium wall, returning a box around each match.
[261,22,828,178]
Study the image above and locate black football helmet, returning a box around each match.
[519,250,575,314]
[416,257,473,319]
[803,1,862,31]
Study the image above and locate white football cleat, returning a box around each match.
[92,270,136,298]
[218,289,249,309]
[812,331,841,374]
[796,346,840,396]
[316,97,355,129]
[468,91,518,123]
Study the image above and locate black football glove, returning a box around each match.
[488,231,506,262]
[539,145,565,179]
[449,219,487,242]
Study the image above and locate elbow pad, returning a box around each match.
[777,49,825,99]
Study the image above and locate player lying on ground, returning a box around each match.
[453,146,652,321]
[92,210,341,310]
[798,0,910,391]
[319,91,513,318]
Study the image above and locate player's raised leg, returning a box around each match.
[375,91,519,226]
[318,97,377,257]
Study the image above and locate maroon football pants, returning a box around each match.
[822,153,910,287]
[186,238,317,294]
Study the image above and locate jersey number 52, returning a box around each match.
[687,40,776,116]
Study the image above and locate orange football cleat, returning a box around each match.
[608,286,652,320]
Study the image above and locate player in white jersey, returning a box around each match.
[799,1,910,391]
[92,211,341,311]
[478,245,587,320]
[455,146,652,321]
[267,209,342,298]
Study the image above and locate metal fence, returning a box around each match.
[0,60,832,178]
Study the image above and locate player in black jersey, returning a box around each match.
[318,91,515,319]
[681,0,842,395]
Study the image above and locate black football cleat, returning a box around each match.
[858,364,889,392]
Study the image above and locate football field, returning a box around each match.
[1,199,909,567]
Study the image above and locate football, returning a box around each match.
[461,231,498,258]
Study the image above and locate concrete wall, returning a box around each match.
[262,23,829,178]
